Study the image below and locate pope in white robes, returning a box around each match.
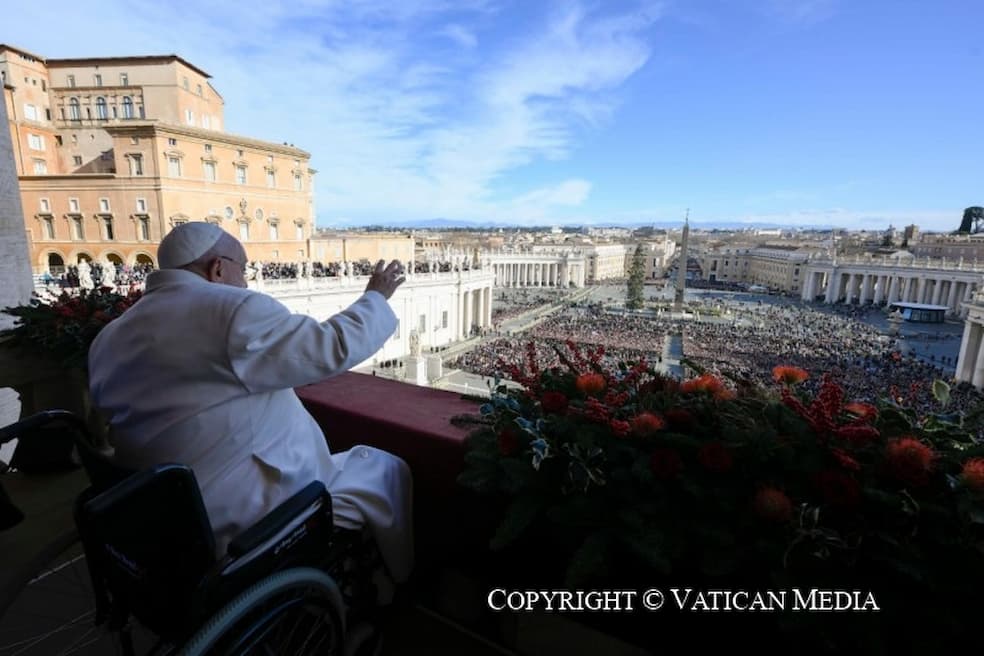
[88,222,413,584]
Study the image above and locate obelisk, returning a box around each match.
[673,213,690,311]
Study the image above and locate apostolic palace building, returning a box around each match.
[1,43,316,274]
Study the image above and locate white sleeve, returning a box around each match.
[227,290,397,393]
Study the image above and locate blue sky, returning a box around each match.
[5,1,982,230]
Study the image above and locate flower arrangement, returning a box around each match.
[2,287,143,370]
[458,341,984,651]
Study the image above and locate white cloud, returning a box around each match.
[439,24,478,49]
[3,0,658,225]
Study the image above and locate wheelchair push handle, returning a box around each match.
[0,409,91,445]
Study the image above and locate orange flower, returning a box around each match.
[752,487,793,523]
[843,402,878,423]
[961,458,984,492]
[631,412,666,437]
[885,437,935,487]
[772,365,809,385]
[575,373,607,396]
[680,374,733,400]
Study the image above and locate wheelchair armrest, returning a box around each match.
[227,481,329,558]
[0,409,87,445]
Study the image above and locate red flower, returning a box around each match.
[649,448,683,480]
[813,469,861,507]
[885,437,935,487]
[833,425,880,443]
[540,391,569,414]
[830,448,861,472]
[772,365,809,385]
[575,373,607,396]
[752,487,793,523]
[664,408,695,430]
[631,412,665,437]
[497,428,520,456]
[960,458,984,492]
[609,419,631,438]
[697,442,733,473]
[843,402,878,423]
[680,374,734,400]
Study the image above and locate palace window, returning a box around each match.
[73,155,82,166]
[120,73,129,86]
[235,165,247,185]
[69,98,80,120]
[269,222,279,240]
[69,198,80,213]
[28,134,44,150]
[239,221,250,241]
[99,198,110,212]
[23,103,38,121]
[100,216,115,240]
[96,97,108,119]
[168,156,182,177]
[136,198,147,213]
[70,215,84,240]
[122,96,133,119]
[295,223,304,240]
[128,154,144,176]
[137,216,150,241]
[203,161,216,182]
[67,74,75,87]
[266,170,275,187]
[40,198,50,212]
[41,216,55,239]
[32,159,47,174]
[293,174,302,191]
[94,73,102,86]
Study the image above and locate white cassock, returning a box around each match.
[88,269,412,582]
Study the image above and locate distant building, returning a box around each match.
[902,224,920,246]
[1,43,315,273]
[701,244,816,293]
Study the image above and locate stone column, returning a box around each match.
[859,274,870,305]
[485,287,492,326]
[872,275,883,305]
[957,321,980,383]
[825,270,837,303]
[0,86,34,425]
[931,278,943,306]
[917,278,927,304]
[463,288,472,338]
[0,88,33,328]
[947,280,959,315]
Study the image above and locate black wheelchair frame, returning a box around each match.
[0,409,383,656]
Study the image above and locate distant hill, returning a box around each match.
[320,217,839,231]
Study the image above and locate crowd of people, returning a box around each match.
[491,289,564,324]
[449,291,983,419]
[45,262,154,290]
[448,309,666,377]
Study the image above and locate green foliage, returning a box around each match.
[1,287,142,370]
[458,351,984,649]
[626,244,645,310]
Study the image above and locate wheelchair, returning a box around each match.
[0,410,386,655]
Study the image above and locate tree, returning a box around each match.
[626,244,645,309]
[957,207,984,234]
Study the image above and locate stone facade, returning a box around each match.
[1,43,315,273]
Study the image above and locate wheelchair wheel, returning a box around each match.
[178,567,345,656]
[0,530,161,655]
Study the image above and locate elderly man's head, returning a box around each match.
[157,222,248,288]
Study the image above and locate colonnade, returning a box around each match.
[801,264,984,317]
[487,258,586,288]
[459,285,493,338]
